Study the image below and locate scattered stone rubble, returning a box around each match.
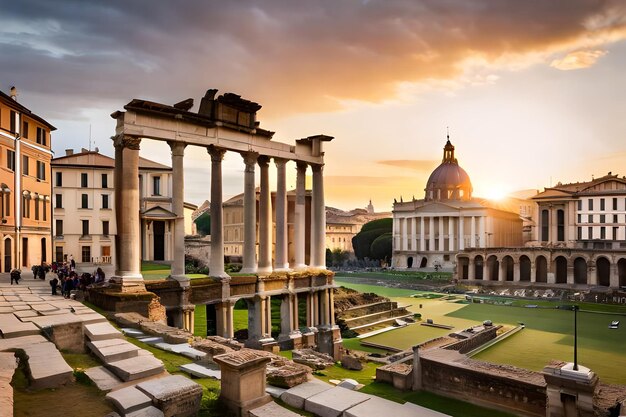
[292,348,335,370]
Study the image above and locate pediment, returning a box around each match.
[141,205,177,219]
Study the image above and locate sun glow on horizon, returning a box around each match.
[478,184,511,201]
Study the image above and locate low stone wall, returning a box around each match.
[340,301,397,319]
[443,326,499,354]
[421,352,547,417]
[185,235,211,267]
[376,363,412,391]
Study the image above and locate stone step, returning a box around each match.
[0,313,40,338]
[106,386,152,415]
[22,342,74,389]
[281,380,332,409]
[87,339,141,363]
[127,406,164,417]
[304,386,372,417]
[0,352,18,417]
[85,366,123,392]
[106,355,165,382]
[135,375,203,417]
[85,322,124,341]
[178,363,221,379]
[249,401,304,417]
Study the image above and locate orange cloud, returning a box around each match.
[550,49,608,70]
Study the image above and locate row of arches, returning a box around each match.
[457,254,626,287]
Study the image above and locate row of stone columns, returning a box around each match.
[396,215,486,252]
[112,136,328,284]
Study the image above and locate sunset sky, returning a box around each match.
[2,1,626,211]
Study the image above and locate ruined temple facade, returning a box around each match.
[97,89,341,358]
[392,138,523,269]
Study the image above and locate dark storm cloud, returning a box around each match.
[1,0,625,117]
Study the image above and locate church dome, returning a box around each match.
[425,138,472,201]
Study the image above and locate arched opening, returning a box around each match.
[619,259,626,288]
[41,238,47,263]
[557,209,565,242]
[2,238,10,272]
[555,256,567,284]
[596,257,610,287]
[541,209,549,242]
[487,255,499,281]
[407,256,413,269]
[502,256,514,281]
[420,257,427,268]
[474,255,484,280]
[535,256,547,283]
[574,257,587,285]
[457,257,469,279]
[520,255,531,281]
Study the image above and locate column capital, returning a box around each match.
[311,163,324,173]
[113,134,141,150]
[207,145,226,162]
[258,155,270,168]
[241,151,259,168]
[274,157,288,167]
[296,161,308,172]
[169,141,187,156]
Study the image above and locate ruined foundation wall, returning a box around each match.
[421,357,547,417]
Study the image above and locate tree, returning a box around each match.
[352,218,392,260]
[370,232,392,263]
[195,212,211,236]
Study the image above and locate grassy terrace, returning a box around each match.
[336,277,626,384]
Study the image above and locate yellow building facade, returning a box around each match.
[0,87,54,271]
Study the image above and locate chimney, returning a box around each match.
[10,86,17,101]
[65,149,74,156]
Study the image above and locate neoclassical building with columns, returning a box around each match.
[392,139,523,269]
[456,173,626,289]
[91,90,341,358]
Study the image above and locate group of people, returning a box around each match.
[49,261,107,297]
[7,257,107,298]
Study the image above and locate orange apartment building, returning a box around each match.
[0,87,55,272]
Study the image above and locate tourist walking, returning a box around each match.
[50,276,59,295]
[10,269,20,285]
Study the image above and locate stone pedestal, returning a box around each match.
[214,349,273,417]
[316,326,342,361]
[136,374,203,417]
[543,362,599,417]
[301,328,317,348]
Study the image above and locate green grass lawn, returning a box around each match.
[337,278,626,384]
[141,261,208,281]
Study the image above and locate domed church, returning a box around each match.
[392,137,523,269]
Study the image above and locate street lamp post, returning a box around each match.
[573,305,579,371]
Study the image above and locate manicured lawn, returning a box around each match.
[313,361,379,386]
[141,261,208,281]
[337,278,626,384]
[194,304,207,336]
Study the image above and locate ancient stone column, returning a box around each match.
[279,294,293,340]
[479,216,486,247]
[319,288,329,328]
[208,146,229,278]
[468,258,475,280]
[274,158,289,271]
[459,216,465,250]
[429,217,435,252]
[402,217,408,251]
[610,263,619,288]
[293,162,307,269]
[329,288,335,326]
[311,164,326,269]
[111,135,144,290]
[438,217,444,251]
[170,142,188,284]
[292,293,300,329]
[470,216,476,248]
[513,259,521,282]
[240,152,258,274]
[420,216,425,251]
[448,217,455,251]
[411,217,418,252]
[258,156,272,274]
[498,260,506,282]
